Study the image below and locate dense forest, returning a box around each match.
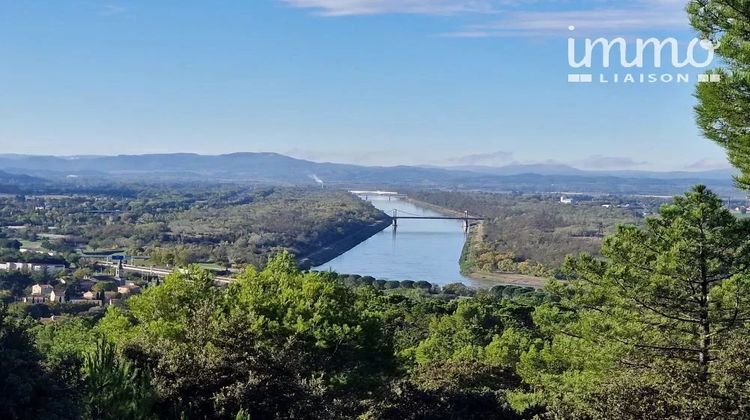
[2,186,750,419]
[0,186,387,268]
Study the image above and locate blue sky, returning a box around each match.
[0,0,730,171]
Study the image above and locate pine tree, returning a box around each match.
[689,0,750,187]
[82,339,154,420]
[518,186,750,417]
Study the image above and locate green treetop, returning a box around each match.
[516,185,750,418]
[689,0,750,187]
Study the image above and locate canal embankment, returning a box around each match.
[400,196,473,218]
[299,218,393,269]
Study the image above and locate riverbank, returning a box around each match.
[467,271,548,289]
[299,218,393,269]
[460,219,548,289]
[405,195,548,288]
[401,196,472,218]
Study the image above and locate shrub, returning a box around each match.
[415,281,432,290]
[399,280,415,289]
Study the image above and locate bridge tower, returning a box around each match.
[463,210,470,232]
[392,209,398,228]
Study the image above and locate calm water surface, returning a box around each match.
[315,197,474,285]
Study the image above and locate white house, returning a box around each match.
[32,284,53,297]
[49,288,67,303]
[117,284,140,295]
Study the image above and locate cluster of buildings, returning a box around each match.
[24,270,141,307]
[0,261,66,274]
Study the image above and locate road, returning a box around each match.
[102,262,234,285]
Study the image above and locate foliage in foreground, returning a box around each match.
[2,186,750,419]
[514,185,750,418]
[92,252,533,419]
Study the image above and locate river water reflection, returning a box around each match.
[314,197,474,285]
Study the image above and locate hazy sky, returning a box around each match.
[0,0,730,171]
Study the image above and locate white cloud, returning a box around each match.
[444,150,516,166]
[444,4,688,37]
[578,155,648,170]
[281,0,689,37]
[286,147,451,166]
[279,0,498,16]
[100,4,127,16]
[685,158,732,171]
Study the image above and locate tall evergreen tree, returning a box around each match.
[82,339,154,420]
[689,0,750,187]
[517,186,750,417]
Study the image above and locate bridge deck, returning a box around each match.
[392,216,483,220]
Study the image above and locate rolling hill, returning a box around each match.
[0,153,741,197]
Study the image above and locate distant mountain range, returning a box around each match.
[439,163,735,180]
[0,153,482,185]
[0,153,741,197]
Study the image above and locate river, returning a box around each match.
[314,196,474,285]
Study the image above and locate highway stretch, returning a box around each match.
[102,262,234,285]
